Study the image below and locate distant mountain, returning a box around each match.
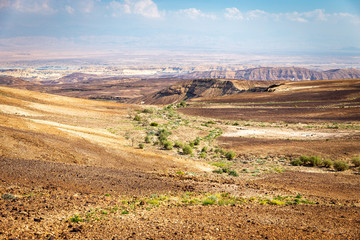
[43,72,99,84]
[128,79,282,105]
[184,67,360,81]
[0,76,34,86]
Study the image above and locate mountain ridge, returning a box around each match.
[184,67,360,81]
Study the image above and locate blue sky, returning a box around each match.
[0,0,360,58]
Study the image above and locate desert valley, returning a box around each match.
[0,65,360,239]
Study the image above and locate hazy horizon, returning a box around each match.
[1,0,360,65]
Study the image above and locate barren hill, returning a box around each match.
[186,67,360,81]
[43,72,100,84]
[0,76,35,86]
[128,79,283,105]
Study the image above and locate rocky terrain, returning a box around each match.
[0,78,360,239]
[128,79,283,105]
[186,67,360,81]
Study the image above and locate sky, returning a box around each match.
[0,0,360,61]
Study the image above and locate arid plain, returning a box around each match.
[0,77,360,239]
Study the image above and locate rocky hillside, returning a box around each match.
[128,79,281,105]
[185,67,360,81]
[0,76,35,86]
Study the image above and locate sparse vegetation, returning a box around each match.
[309,156,322,167]
[133,115,141,121]
[182,145,193,155]
[333,161,349,171]
[70,214,83,223]
[225,151,236,160]
[351,157,360,167]
[163,140,173,150]
[139,143,144,149]
[322,159,333,168]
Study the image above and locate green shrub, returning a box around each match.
[333,161,349,171]
[201,146,208,152]
[178,101,187,108]
[213,169,223,174]
[150,122,159,127]
[215,148,226,155]
[70,214,83,223]
[133,115,141,121]
[182,145,193,155]
[322,159,333,168]
[300,155,311,165]
[163,140,173,150]
[194,137,201,146]
[139,143,144,149]
[202,195,217,205]
[233,122,239,126]
[142,108,154,114]
[174,141,184,148]
[228,170,239,177]
[189,141,195,148]
[290,158,302,166]
[351,157,360,167]
[199,152,206,158]
[225,151,236,160]
[309,156,322,167]
[145,136,151,143]
[157,129,171,143]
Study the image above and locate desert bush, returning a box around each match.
[309,156,322,167]
[233,122,239,126]
[174,141,184,148]
[139,143,144,149]
[182,145,193,155]
[199,152,206,158]
[322,159,333,168]
[163,140,173,150]
[142,108,154,114]
[299,155,311,165]
[351,157,360,167]
[333,161,349,171]
[228,170,239,177]
[290,158,302,166]
[70,214,83,223]
[225,151,236,160]
[145,136,151,143]
[178,101,187,108]
[201,146,208,152]
[202,195,217,205]
[194,137,201,146]
[133,115,141,121]
[150,122,159,127]
[157,129,171,143]
[215,148,226,155]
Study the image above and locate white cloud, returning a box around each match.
[65,5,74,14]
[0,0,11,8]
[110,0,161,18]
[177,8,216,20]
[336,12,360,24]
[246,9,268,20]
[286,9,328,23]
[81,0,95,13]
[7,0,56,14]
[225,7,243,20]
